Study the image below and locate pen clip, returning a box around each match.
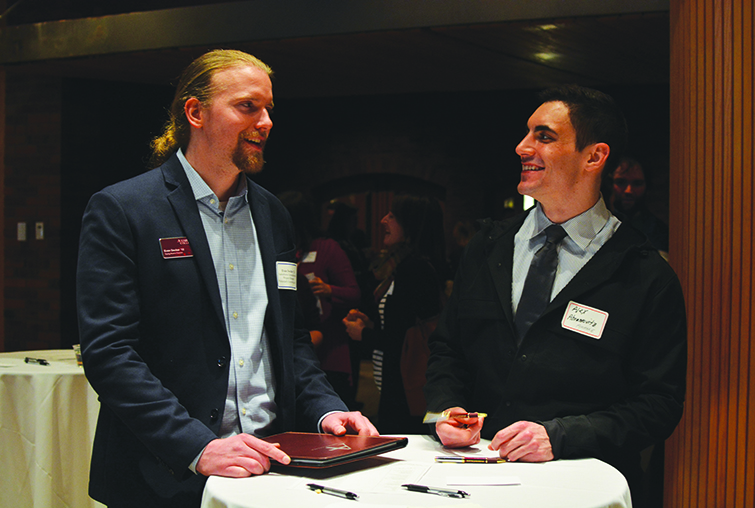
[432,488,468,498]
[307,483,358,500]
[402,483,469,498]
[25,357,49,366]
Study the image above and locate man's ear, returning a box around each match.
[585,142,610,175]
[184,97,203,129]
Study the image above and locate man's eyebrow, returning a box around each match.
[237,95,274,108]
[534,125,557,135]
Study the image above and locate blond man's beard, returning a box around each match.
[232,137,266,174]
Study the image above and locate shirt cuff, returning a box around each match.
[189,446,207,474]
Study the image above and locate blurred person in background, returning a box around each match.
[344,194,448,434]
[279,191,362,409]
[607,157,669,258]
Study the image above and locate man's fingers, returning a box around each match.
[240,434,291,465]
[488,422,553,462]
[436,422,481,448]
[322,411,379,437]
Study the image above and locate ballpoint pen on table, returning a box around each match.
[422,411,488,423]
[435,456,507,464]
[307,483,359,501]
[402,483,469,498]
[24,357,49,366]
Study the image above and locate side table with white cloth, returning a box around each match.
[0,349,103,508]
[201,434,632,508]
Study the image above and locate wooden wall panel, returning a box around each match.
[0,67,4,352]
[667,1,755,507]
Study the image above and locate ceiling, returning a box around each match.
[3,2,669,98]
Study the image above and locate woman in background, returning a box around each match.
[279,191,361,408]
[344,194,447,434]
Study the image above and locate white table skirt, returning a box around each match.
[0,349,103,508]
[201,434,632,508]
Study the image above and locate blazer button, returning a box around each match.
[217,356,227,368]
[520,354,528,362]
[210,409,219,422]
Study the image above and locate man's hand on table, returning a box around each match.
[489,421,554,462]
[435,406,484,447]
[196,433,290,477]
[322,411,379,436]
[436,410,553,463]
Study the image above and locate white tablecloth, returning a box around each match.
[0,349,103,508]
[201,434,632,508]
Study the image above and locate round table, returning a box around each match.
[201,434,632,508]
[0,349,102,508]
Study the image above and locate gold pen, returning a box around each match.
[449,412,487,420]
[422,411,488,423]
[435,456,506,464]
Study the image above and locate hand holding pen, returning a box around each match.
[429,407,485,448]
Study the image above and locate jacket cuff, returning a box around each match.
[539,419,565,460]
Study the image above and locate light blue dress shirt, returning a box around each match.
[177,149,277,438]
[512,198,621,316]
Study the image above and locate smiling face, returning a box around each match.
[381,211,405,248]
[190,64,274,175]
[515,101,605,220]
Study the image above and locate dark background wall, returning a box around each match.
[5,70,669,350]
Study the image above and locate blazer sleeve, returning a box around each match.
[544,266,687,462]
[424,259,476,413]
[77,189,218,475]
[256,192,349,430]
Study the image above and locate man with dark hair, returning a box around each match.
[610,157,670,257]
[424,84,686,505]
[77,49,376,508]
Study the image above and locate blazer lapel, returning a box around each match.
[487,215,527,327]
[488,213,642,343]
[246,180,283,347]
[162,156,227,334]
[548,223,640,314]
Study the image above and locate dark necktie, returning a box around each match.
[514,224,567,345]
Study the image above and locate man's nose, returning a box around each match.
[257,109,273,132]
[515,135,533,157]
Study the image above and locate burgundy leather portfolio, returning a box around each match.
[261,432,408,468]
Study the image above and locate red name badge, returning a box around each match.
[160,237,194,259]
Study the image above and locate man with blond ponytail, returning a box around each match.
[77,49,377,508]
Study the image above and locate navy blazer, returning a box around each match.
[77,154,347,507]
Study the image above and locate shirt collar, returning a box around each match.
[176,148,248,203]
[531,197,615,252]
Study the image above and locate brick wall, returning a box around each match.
[4,72,62,351]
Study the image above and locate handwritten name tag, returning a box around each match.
[276,261,297,290]
[160,237,193,259]
[561,301,608,339]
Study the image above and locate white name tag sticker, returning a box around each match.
[561,301,608,339]
[276,261,297,290]
[301,251,317,263]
